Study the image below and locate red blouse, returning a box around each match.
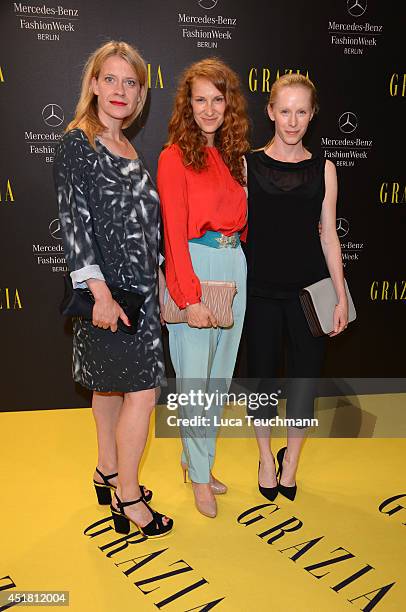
[157,144,247,309]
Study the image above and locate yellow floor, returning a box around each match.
[1,405,405,611]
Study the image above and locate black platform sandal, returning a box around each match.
[93,468,153,505]
[111,492,173,538]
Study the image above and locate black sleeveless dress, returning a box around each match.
[244,150,328,423]
[245,150,328,297]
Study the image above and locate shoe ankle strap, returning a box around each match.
[96,467,118,485]
[114,492,143,513]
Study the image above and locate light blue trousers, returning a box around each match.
[167,243,247,483]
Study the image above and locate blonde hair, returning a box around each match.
[66,40,148,146]
[268,73,318,112]
[263,73,318,149]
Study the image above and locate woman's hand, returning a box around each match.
[93,297,130,332]
[87,279,130,332]
[158,267,167,326]
[186,302,217,328]
[329,299,349,337]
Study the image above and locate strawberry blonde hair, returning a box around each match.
[165,58,249,185]
[66,40,148,147]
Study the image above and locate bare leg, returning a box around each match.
[92,391,123,486]
[254,425,277,487]
[281,427,306,486]
[114,388,170,527]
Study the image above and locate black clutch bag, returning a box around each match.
[60,274,145,334]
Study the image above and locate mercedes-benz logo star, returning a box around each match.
[42,104,64,128]
[49,218,62,240]
[198,0,219,9]
[336,218,350,238]
[347,0,367,18]
[338,111,358,134]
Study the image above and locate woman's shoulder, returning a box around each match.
[60,127,90,147]
[246,148,263,158]
[324,158,337,183]
[324,158,336,171]
[158,143,182,161]
[247,147,264,155]
[245,148,265,168]
[58,128,91,155]
[158,144,185,171]
[56,128,96,168]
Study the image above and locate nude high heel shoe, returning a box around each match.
[210,474,227,495]
[191,482,217,518]
[181,464,217,517]
[182,463,227,495]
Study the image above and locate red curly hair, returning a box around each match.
[165,58,249,185]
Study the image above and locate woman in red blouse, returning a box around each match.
[157,58,249,518]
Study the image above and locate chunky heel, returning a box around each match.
[111,508,130,534]
[94,483,112,505]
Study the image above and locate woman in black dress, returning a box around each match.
[245,74,348,501]
[54,41,172,537]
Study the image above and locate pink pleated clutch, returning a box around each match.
[163,280,237,328]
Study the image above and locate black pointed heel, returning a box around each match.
[111,492,174,538]
[276,447,297,501]
[258,461,278,501]
[93,467,153,505]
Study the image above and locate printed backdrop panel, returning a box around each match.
[0,0,404,410]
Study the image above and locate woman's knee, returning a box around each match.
[124,388,156,413]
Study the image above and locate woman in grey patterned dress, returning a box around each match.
[53,41,172,538]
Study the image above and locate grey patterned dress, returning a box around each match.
[53,128,165,392]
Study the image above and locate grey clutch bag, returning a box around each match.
[299,277,356,337]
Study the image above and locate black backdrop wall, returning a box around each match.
[0,1,404,410]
